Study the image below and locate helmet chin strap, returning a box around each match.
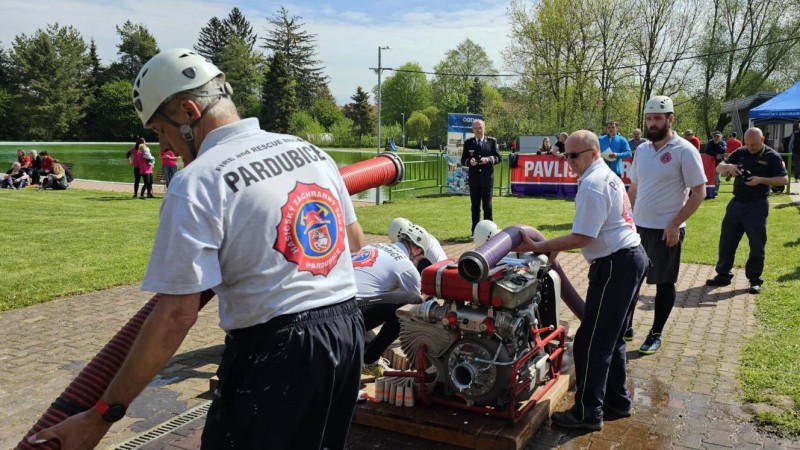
[155,97,222,159]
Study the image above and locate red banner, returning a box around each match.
[510,153,716,199]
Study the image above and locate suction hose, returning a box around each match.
[457,225,585,320]
[17,152,405,449]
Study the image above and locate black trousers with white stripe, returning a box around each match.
[570,245,648,424]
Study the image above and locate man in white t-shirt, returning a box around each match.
[627,95,707,355]
[516,130,647,431]
[353,224,432,374]
[30,49,365,450]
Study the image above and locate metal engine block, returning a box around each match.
[397,254,564,413]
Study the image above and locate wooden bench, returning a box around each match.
[155,168,165,184]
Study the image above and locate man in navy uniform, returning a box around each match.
[461,119,501,235]
[706,127,787,294]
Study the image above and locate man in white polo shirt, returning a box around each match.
[626,95,707,355]
[516,130,647,431]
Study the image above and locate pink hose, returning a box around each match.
[17,153,405,449]
[458,225,585,320]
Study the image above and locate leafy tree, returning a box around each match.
[467,77,484,114]
[289,111,325,142]
[92,80,142,141]
[107,21,159,82]
[260,51,296,133]
[225,7,257,49]
[629,0,695,127]
[261,7,329,109]
[343,86,374,145]
[406,111,431,144]
[329,117,357,147]
[0,44,13,139]
[9,23,90,140]
[431,39,497,115]
[195,17,227,64]
[196,7,258,65]
[375,62,431,126]
[218,36,264,118]
[309,97,345,129]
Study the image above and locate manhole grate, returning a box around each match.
[112,401,211,449]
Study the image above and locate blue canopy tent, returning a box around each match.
[750,80,800,122]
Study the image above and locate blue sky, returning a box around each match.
[2,0,511,105]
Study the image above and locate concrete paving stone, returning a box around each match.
[703,427,737,446]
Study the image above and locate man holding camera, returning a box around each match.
[706,127,788,294]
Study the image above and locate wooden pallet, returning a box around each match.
[354,366,574,450]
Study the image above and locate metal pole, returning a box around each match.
[375,45,389,205]
[401,112,405,149]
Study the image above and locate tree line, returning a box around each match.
[0,1,798,147]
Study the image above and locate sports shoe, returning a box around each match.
[705,276,731,287]
[639,331,662,355]
[748,284,761,294]
[550,411,603,431]
[623,327,634,342]
[362,357,391,378]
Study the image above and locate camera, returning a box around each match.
[738,164,753,181]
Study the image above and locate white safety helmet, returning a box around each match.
[398,223,431,255]
[473,220,501,247]
[388,217,413,243]
[132,49,224,127]
[643,95,674,114]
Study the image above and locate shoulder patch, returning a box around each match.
[274,182,346,276]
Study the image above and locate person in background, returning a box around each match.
[789,122,800,182]
[3,162,31,189]
[683,129,701,150]
[555,132,568,154]
[627,95,706,355]
[537,137,554,155]
[39,162,69,191]
[39,151,54,176]
[138,141,155,199]
[461,119,501,236]
[511,139,517,152]
[515,130,647,431]
[706,127,788,295]
[628,129,647,154]
[29,150,42,185]
[599,121,632,177]
[17,149,32,176]
[705,131,727,198]
[726,132,742,156]
[159,140,180,189]
[126,138,144,198]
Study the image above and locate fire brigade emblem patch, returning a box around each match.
[275,182,345,276]
[351,248,379,268]
[660,152,672,164]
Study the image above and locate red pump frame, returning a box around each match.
[383,325,566,424]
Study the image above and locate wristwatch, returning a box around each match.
[94,399,127,423]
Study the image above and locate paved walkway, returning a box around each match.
[2,181,799,449]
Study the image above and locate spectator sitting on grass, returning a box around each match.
[39,162,69,191]
[3,162,31,189]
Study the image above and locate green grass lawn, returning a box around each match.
[2,183,799,435]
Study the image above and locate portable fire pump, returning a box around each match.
[391,249,567,423]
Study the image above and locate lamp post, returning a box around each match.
[373,45,390,204]
[401,112,405,149]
